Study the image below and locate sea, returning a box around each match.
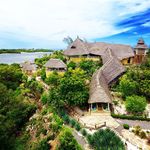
[0,52,51,64]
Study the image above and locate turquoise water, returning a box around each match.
[0,52,51,64]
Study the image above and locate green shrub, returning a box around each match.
[45,71,60,86]
[86,134,94,146]
[51,123,59,133]
[41,108,47,115]
[58,110,66,117]
[67,61,76,69]
[111,113,150,121]
[123,124,129,129]
[125,95,147,114]
[57,127,82,150]
[70,119,76,127]
[41,92,48,105]
[75,123,81,131]
[62,115,70,124]
[36,138,50,150]
[81,129,87,136]
[87,128,125,150]
[118,75,138,97]
[40,68,46,81]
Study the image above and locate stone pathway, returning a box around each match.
[79,113,120,129]
[72,130,91,150]
[115,119,150,130]
[121,129,150,150]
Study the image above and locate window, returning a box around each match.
[71,46,76,49]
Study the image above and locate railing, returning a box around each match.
[77,117,106,130]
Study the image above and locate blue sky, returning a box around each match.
[0,0,150,49]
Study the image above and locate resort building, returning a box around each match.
[64,37,148,112]
[64,37,101,62]
[20,61,37,75]
[88,48,125,112]
[44,58,67,77]
[134,38,148,64]
[64,37,134,65]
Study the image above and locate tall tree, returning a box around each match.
[63,36,73,45]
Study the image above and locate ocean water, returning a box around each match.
[0,52,51,64]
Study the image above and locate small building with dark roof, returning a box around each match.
[44,58,67,77]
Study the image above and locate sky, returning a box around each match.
[0,0,150,49]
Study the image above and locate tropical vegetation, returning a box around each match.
[86,128,125,150]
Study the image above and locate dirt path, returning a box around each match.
[36,76,50,91]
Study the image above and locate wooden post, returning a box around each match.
[107,103,110,111]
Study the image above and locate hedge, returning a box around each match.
[111,113,150,121]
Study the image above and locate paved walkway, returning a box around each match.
[79,113,120,129]
[116,119,150,130]
[72,130,91,150]
[121,129,150,150]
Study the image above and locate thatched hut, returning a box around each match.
[44,58,67,76]
[20,61,37,75]
[88,69,112,111]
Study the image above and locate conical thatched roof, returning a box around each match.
[64,37,89,56]
[44,58,67,69]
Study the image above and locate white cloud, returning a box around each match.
[0,0,150,48]
[142,21,150,27]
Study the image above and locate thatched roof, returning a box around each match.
[44,58,67,69]
[88,69,112,104]
[20,62,37,71]
[101,48,126,84]
[64,37,89,56]
[88,42,134,60]
[135,38,148,49]
[88,48,125,104]
[64,38,134,60]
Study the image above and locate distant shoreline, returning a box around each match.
[0,49,54,54]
